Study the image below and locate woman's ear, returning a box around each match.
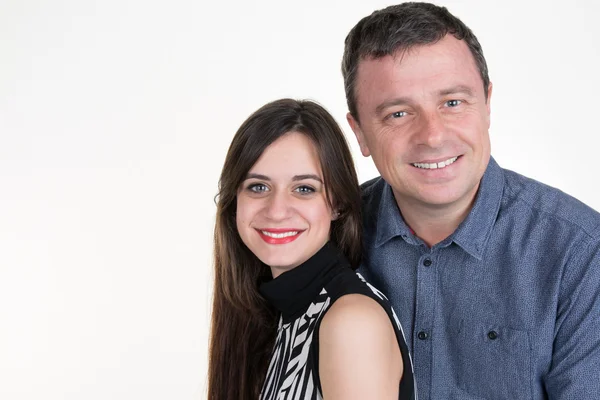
[331,210,341,221]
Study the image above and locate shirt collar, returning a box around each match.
[374,156,504,260]
[451,157,504,260]
[375,181,418,247]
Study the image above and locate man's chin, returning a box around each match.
[417,182,480,209]
[410,187,472,209]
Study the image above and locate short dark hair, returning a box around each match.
[342,2,490,121]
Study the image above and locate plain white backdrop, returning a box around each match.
[1,0,599,399]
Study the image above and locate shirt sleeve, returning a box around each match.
[544,235,600,398]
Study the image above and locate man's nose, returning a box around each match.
[416,111,445,148]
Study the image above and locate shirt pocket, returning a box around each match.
[453,321,532,400]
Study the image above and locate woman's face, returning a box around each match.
[236,132,334,278]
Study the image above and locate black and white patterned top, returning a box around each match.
[258,242,416,400]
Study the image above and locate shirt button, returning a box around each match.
[417,331,429,340]
[488,330,498,340]
[423,258,432,267]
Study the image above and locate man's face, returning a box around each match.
[348,35,492,210]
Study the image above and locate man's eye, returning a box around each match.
[294,185,315,194]
[390,111,407,118]
[248,183,268,193]
[446,99,462,107]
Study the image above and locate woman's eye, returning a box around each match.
[248,183,268,193]
[294,185,315,194]
[445,99,462,107]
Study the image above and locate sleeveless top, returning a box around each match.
[258,242,416,399]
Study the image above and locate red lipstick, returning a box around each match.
[256,228,304,245]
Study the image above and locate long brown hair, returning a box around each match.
[208,99,362,399]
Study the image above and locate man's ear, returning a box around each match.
[346,112,371,157]
[485,82,493,127]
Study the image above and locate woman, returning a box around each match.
[208,99,415,399]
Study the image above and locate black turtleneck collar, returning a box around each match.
[259,241,346,321]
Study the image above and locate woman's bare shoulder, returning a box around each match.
[319,294,403,400]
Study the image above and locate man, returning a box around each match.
[342,2,600,399]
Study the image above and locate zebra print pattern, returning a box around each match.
[260,288,330,400]
[260,272,417,400]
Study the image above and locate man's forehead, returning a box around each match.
[358,37,473,70]
[355,39,481,93]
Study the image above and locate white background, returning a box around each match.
[1,0,599,399]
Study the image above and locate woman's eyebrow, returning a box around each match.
[293,174,323,183]
[244,173,323,183]
[244,173,270,181]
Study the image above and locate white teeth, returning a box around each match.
[261,231,299,238]
[412,156,458,169]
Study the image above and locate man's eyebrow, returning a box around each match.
[293,174,323,183]
[375,97,412,115]
[438,85,475,97]
[374,86,476,115]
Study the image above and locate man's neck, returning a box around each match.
[393,188,479,248]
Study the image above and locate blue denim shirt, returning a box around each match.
[358,157,600,400]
